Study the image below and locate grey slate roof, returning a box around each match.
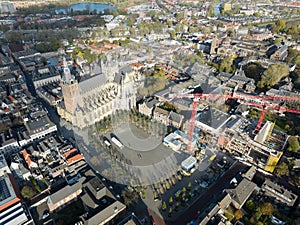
[143,97,159,108]
[48,179,83,204]
[196,107,230,130]
[120,65,133,74]
[83,200,126,225]
[154,107,169,117]
[84,176,106,200]
[262,179,298,206]
[26,116,56,135]
[79,74,107,93]
[81,175,126,225]
[185,62,212,76]
[226,178,256,207]
[171,98,193,108]
[168,111,183,124]
[90,62,102,76]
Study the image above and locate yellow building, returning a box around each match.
[222,3,232,11]
[264,151,283,173]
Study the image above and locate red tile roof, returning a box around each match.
[62,148,77,159]
[130,62,144,68]
[22,149,34,168]
[67,154,84,166]
[0,198,21,212]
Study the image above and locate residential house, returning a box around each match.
[199,167,257,225]
[194,107,232,134]
[138,97,159,118]
[267,43,288,61]
[47,180,83,212]
[168,111,184,128]
[185,62,213,82]
[10,161,31,180]
[0,129,20,155]
[117,213,143,225]
[23,115,57,143]
[81,176,126,225]
[22,149,38,169]
[172,98,193,111]
[261,179,298,207]
[32,65,61,88]
[153,107,169,125]
[0,153,10,176]
[226,178,257,209]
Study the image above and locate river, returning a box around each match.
[55,2,116,14]
[214,1,223,16]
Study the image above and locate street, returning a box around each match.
[165,161,247,225]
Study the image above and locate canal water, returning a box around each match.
[55,2,116,14]
[214,1,223,16]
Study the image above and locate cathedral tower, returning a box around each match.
[60,57,81,114]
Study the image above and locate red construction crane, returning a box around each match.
[187,98,199,153]
[171,92,300,153]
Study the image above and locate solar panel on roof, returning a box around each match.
[0,178,11,201]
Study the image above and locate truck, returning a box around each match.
[104,140,111,147]
[111,137,124,149]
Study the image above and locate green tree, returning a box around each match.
[245,199,255,212]
[21,186,36,199]
[219,56,234,73]
[29,176,42,192]
[175,202,180,211]
[175,192,180,200]
[40,56,47,65]
[227,28,235,37]
[141,190,146,199]
[257,64,290,88]
[161,102,177,112]
[275,162,289,177]
[292,68,300,90]
[166,20,172,27]
[121,188,139,206]
[273,37,282,44]
[287,25,298,35]
[261,202,274,216]
[169,196,173,205]
[170,30,176,39]
[234,209,243,220]
[181,196,185,205]
[182,187,186,194]
[293,174,300,187]
[287,49,300,67]
[244,63,263,82]
[161,201,167,211]
[287,136,300,152]
[168,207,173,217]
[187,182,192,190]
[153,69,165,77]
[254,207,262,222]
[176,12,184,20]
[273,18,286,33]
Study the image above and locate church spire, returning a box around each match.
[62,57,73,84]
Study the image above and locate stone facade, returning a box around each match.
[57,58,137,128]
